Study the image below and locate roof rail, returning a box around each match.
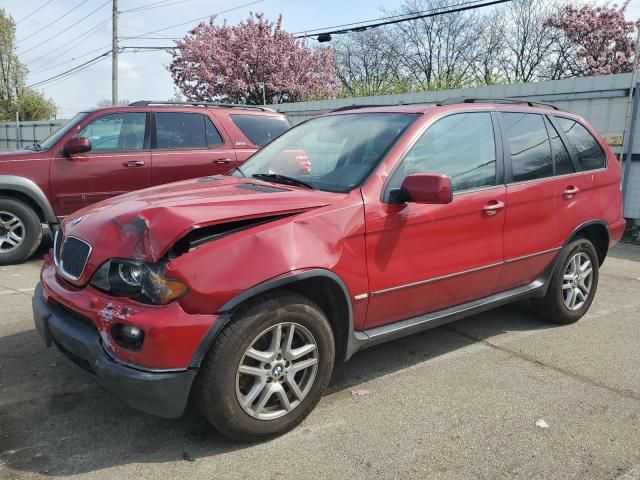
[128,100,276,112]
[330,104,395,112]
[437,97,559,110]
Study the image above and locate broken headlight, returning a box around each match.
[90,259,188,305]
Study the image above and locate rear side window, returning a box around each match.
[205,116,223,146]
[155,112,206,149]
[230,115,291,146]
[396,112,497,192]
[545,117,574,175]
[502,112,552,182]
[554,117,605,170]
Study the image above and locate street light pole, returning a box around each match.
[112,0,118,105]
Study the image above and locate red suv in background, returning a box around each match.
[33,98,625,441]
[0,101,290,264]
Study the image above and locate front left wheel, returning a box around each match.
[195,291,335,442]
[0,198,42,265]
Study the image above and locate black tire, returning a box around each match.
[195,290,335,442]
[535,238,599,325]
[0,198,42,265]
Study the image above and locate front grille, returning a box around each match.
[60,236,92,280]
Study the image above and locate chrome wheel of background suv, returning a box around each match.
[236,322,319,420]
[0,211,25,253]
[562,252,594,311]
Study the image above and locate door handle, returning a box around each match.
[563,186,580,199]
[214,158,232,164]
[122,160,145,167]
[482,200,505,216]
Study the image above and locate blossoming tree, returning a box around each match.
[170,13,340,104]
[545,1,639,75]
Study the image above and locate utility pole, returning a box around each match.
[112,0,118,105]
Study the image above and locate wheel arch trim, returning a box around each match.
[0,175,57,224]
[564,219,609,264]
[188,269,358,369]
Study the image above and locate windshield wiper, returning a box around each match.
[24,143,42,151]
[252,173,318,190]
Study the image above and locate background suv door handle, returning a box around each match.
[482,200,505,216]
[122,160,145,167]
[563,186,580,199]
[214,158,232,164]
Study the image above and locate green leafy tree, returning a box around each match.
[0,8,56,121]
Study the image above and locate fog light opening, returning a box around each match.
[111,323,145,351]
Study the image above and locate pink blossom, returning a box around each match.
[170,13,340,104]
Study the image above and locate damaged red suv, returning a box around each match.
[33,99,625,441]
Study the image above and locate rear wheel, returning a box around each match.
[195,291,335,442]
[535,238,599,324]
[0,198,42,265]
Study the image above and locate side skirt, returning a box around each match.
[352,278,545,351]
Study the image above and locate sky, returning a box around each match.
[1,0,639,119]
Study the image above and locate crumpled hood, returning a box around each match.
[61,176,344,269]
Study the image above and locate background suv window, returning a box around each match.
[78,113,146,152]
[156,112,207,149]
[230,115,291,146]
[554,117,606,170]
[545,117,574,175]
[205,116,223,147]
[391,112,497,193]
[502,112,552,182]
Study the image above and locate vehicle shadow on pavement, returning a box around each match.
[0,302,556,476]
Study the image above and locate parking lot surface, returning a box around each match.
[0,242,639,480]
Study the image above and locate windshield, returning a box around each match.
[39,112,90,150]
[233,113,418,192]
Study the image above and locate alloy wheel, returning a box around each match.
[562,252,593,311]
[235,322,319,421]
[0,211,25,253]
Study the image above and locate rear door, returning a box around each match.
[364,111,506,328]
[150,111,237,186]
[50,111,151,215]
[496,111,587,291]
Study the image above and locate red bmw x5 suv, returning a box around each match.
[33,98,625,441]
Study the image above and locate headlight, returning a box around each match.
[90,259,188,305]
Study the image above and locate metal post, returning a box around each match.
[622,81,640,216]
[112,0,118,105]
[15,111,20,149]
[620,28,640,162]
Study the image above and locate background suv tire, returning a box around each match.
[195,290,335,442]
[0,198,42,265]
[535,238,599,324]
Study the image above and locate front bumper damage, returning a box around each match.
[32,283,196,418]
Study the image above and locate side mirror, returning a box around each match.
[392,173,453,204]
[62,136,91,156]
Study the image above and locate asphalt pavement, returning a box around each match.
[1,242,639,479]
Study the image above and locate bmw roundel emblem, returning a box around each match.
[71,215,86,226]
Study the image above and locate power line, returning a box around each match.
[292,0,490,35]
[123,0,263,40]
[120,0,192,14]
[28,50,112,88]
[30,43,111,75]
[19,0,111,55]
[17,0,90,43]
[15,0,55,24]
[295,0,513,40]
[26,17,111,66]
